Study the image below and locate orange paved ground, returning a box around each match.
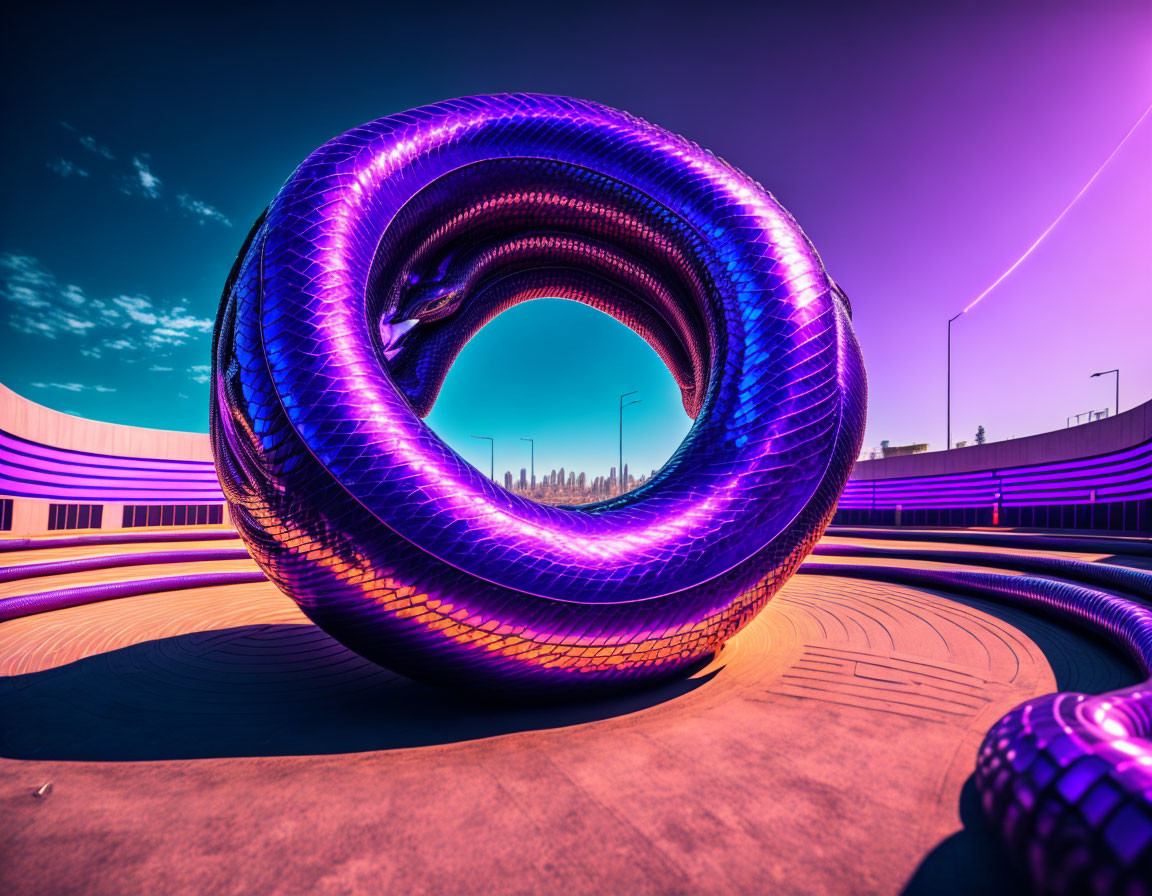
[0,533,1140,894]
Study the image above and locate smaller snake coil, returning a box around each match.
[210,94,867,693]
[805,561,1152,893]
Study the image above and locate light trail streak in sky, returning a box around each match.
[960,100,1152,316]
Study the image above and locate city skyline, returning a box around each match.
[502,462,653,505]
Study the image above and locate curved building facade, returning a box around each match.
[0,384,227,536]
[3,382,1149,537]
[836,399,1152,532]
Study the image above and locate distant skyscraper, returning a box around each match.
[519,468,527,490]
[504,471,513,490]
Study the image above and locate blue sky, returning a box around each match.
[426,301,690,482]
[1,0,1149,474]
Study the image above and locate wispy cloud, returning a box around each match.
[1,254,99,338]
[113,294,158,325]
[60,122,115,160]
[189,364,211,384]
[47,159,90,179]
[1,253,214,372]
[125,154,163,199]
[149,364,174,372]
[136,301,213,348]
[30,382,116,393]
[177,193,233,228]
[52,123,230,228]
[79,135,114,160]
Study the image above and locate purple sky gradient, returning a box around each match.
[697,2,1152,451]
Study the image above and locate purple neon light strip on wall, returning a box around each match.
[841,438,1152,509]
[0,430,215,471]
[0,427,224,503]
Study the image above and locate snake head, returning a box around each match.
[392,247,469,324]
[378,316,419,361]
[400,284,463,323]
[380,283,463,361]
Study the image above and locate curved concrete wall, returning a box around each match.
[0,384,226,536]
[839,398,1152,532]
[3,382,1148,536]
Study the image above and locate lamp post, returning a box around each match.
[1090,369,1119,417]
[619,390,641,494]
[946,311,963,450]
[471,435,494,481]
[519,437,534,488]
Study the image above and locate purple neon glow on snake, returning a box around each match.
[210,93,867,692]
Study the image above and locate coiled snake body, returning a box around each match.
[210,94,867,693]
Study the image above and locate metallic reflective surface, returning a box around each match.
[210,94,867,693]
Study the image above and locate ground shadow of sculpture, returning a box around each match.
[0,623,719,761]
[901,589,1142,894]
[902,775,1025,895]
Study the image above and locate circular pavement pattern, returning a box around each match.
[0,531,1144,895]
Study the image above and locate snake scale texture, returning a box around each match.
[210,93,867,694]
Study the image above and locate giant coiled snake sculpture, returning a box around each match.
[210,93,867,692]
[208,94,1151,892]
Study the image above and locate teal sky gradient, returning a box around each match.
[426,301,690,484]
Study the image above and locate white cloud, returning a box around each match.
[60,284,86,305]
[60,123,115,161]
[1,253,100,338]
[113,294,157,325]
[1,253,53,308]
[79,135,115,160]
[177,193,233,228]
[4,254,218,365]
[53,125,231,231]
[189,364,211,384]
[127,155,162,199]
[149,364,174,372]
[147,306,212,347]
[30,382,116,393]
[47,159,90,179]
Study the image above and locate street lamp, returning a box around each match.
[470,435,494,481]
[619,390,641,494]
[946,311,963,450]
[519,437,534,488]
[1090,369,1120,417]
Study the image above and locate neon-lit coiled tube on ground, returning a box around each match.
[800,562,1152,892]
